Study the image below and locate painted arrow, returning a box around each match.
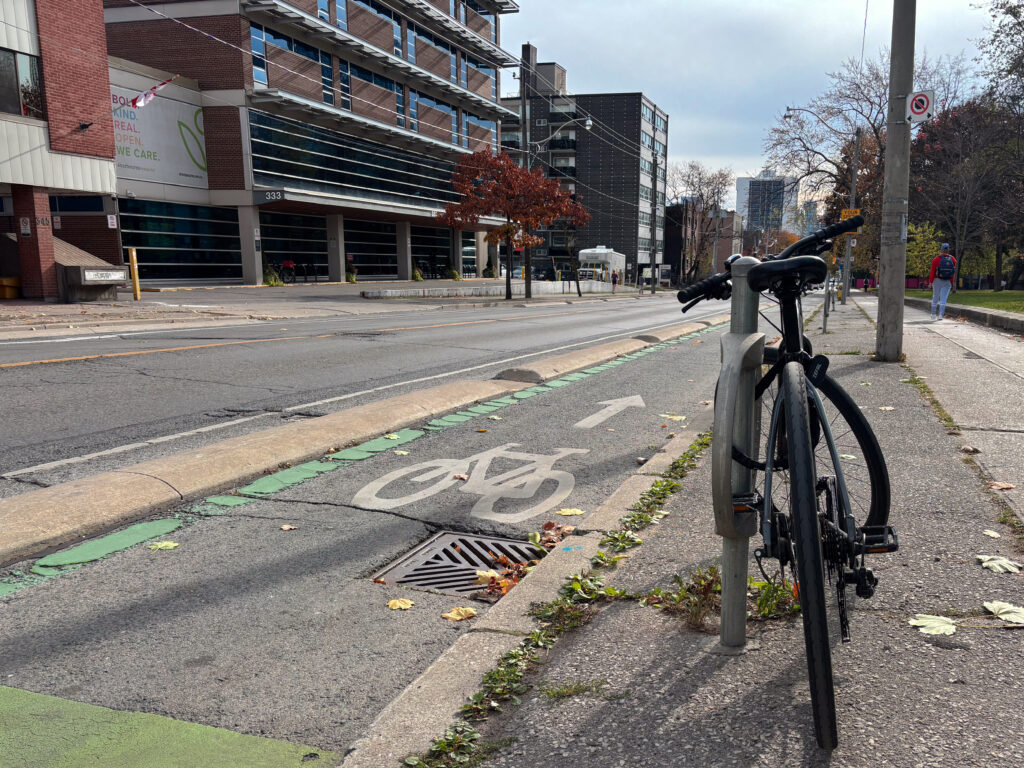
[573,395,646,429]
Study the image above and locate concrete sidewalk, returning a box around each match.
[401,297,1024,767]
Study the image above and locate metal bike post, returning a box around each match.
[823,283,829,334]
[712,256,763,653]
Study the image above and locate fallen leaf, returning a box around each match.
[879,406,895,411]
[988,481,1016,491]
[488,415,502,421]
[860,382,872,387]
[983,530,1002,538]
[384,433,400,440]
[474,570,499,585]
[477,429,488,433]
[394,450,409,456]
[909,614,957,635]
[636,457,647,464]
[659,414,687,422]
[694,340,704,344]
[606,428,615,432]
[452,474,469,481]
[667,432,676,438]
[899,378,912,383]
[442,606,477,621]
[556,508,585,516]
[687,379,695,383]
[699,400,712,406]
[280,525,298,531]
[960,445,981,454]
[983,601,1024,624]
[661,423,668,428]
[388,598,414,610]
[839,454,857,461]
[977,555,1022,573]
[147,541,179,551]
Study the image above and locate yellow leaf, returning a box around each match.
[488,415,502,420]
[394,450,409,456]
[280,525,298,531]
[147,541,179,551]
[879,406,895,411]
[384,433,400,440]
[388,598,415,610]
[477,429,488,433]
[474,570,500,585]
[983,529,1001,538]
[442,606,477,621]
[659,414,687,422]
[556,508,585,516]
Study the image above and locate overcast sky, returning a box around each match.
[499,0,991,202]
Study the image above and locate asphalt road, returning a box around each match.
[0,319,723,756]
[0,296,725,490]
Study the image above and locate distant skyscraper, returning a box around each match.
[736,170,799,235]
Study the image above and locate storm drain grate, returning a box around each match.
[374,531,540,595]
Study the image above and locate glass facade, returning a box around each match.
[353,0,402,56]
[409,90,457,142]
[463,113,496,150]
[0,47,44,119]
[411,225,451,278]
[259,211,328,276]
[119,200,241,280]
[345,219,397,276]
[407,23,457,82]
[250,23,333,104]
[350,63,405,126]
[250,111,458,209]
[461,52,495,98]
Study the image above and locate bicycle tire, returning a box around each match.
[763,347,890,529]
[782,362,838,750]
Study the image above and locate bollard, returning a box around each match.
[128,248,141,301]
[710,256,763,653]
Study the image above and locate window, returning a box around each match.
[250,25,268,85]
[410,90,458,142]
[337,0,348,29]
[655,113,667,132]
[463,113,496,150]
[640,158,653,176]
[536,118,547,127]
[654,138,666,156]
[465,0,496,41]
[408,24,456,83]
[641,103,654,125]
[251,24,334,105]
[338,59,352,109]
[462,52,495,98]
[639,236,652,251]
[641,131,654,150]
[638,211,652,227]
[353,0,402,56]
[318,0,329,22]
[640,185,652,202]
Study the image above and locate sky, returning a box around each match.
[498,0,992,204]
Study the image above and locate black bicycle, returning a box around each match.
[678,216,898,750]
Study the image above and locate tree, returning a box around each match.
[666,161,733,284]
[438,150,580,300]
[905,221,945,279]
[551,197,592,297]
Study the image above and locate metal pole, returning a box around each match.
[718,256,761,651]
[650,152,658,294]
[841,127,862,305]
[875,0,916,360]
[128,247,141,301]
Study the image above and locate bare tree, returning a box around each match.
[666,161,733,284]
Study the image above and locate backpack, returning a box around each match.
[936,254,955,280]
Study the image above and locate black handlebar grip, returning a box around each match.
[677,272,729,304]
[815,215,864,241]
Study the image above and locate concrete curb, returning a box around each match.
[633,321,709,343]
[0,380,524,566]
[343,418,715,766]
[0,319,717,567]
[494,338,648,383]
[905,296,1024,333]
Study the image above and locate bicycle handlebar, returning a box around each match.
[775,215,864,261]
[677,272,731,309]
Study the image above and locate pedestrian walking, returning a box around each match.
[929,243,957,321]
[611,270,618,293]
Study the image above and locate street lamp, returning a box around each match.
[783,105,861,304]
[530,116,592,151]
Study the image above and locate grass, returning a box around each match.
[901,365,959,434]
[905,289,1024,315]
[539,679,610,702]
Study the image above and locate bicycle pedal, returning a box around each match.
[860,525,899,554]
[732,493,762,514]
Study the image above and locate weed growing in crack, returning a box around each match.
[539,678,610,702]
[600,530,643,552]
[663,431,712,479]
[748,574,800,620]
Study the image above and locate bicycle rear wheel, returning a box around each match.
[782,362,838,750]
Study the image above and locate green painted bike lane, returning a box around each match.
[0,686,342,768]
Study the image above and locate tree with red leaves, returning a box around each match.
[438,150,587,300]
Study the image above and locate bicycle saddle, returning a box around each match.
[747,255,827,293]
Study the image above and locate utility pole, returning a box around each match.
[875,0,916,361]
[841,127,862,305]
[650,152,658,294]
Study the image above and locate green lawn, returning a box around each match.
[905,289,1024,315]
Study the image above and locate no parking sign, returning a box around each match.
[906,90,935,122]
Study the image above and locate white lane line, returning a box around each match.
[2,307,720,478]
[2,413,274,477]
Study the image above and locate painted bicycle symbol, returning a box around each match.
[352,443,588,523]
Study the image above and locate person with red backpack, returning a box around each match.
[929,243,957,321]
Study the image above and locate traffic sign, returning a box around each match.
[840,208,862,234]
[907,90,935,122]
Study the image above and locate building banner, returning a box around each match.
[111,86,208,189]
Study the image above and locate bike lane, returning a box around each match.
[0,323,725,765]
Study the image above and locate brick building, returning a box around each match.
[96,0,518,283]
[0,0,117,299]
[500,46,667,284]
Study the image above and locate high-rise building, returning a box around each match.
[736,170,799,238]
[0,0,117,299]
[500,46,667,284]
[94,0,519,283]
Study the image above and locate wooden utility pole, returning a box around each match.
[650,152,658,294]
[875,0,916,361]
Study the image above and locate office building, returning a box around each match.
[500,45,667,283]
[736,170,799,238]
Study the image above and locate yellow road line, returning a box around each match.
[2,306,619,368]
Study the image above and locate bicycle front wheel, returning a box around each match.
[782,362,838,750]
